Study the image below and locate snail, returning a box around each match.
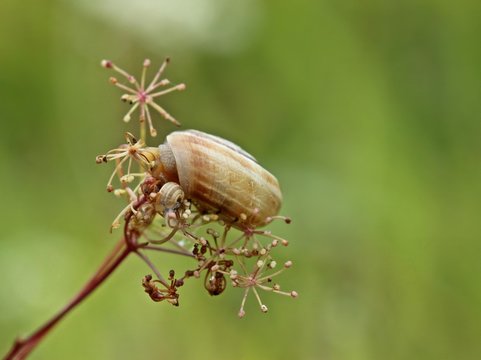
[100,130,282,228]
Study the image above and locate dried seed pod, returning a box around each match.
[204,271,227,296]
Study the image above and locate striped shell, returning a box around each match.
[162,130,282,227]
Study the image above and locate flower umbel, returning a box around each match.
[138,208,298,317]
[101,58,186,138]
[99,57,297,315]
[96,132,152,193]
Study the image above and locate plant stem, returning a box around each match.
[4,238,131,360]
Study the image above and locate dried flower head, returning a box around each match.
[135,203,297,317]
[101,58,186,138]
[96,132,154,192]
[98,57,296,316]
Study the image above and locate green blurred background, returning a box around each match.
[1,0,480,359]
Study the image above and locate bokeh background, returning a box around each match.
[1,0,480,359]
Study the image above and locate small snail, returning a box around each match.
[155,182,185,215]
[132,130,282,228]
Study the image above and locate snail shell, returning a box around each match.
[155,130,282,227]
[155,182,185,214]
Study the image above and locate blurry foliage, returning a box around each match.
[1,0,480,359]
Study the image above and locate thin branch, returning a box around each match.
[143,244,194,258]
[4,239,131,360]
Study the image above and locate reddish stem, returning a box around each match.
[4,239,131,360]
[4,196,151,359]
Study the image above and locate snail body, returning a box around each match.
[144,130,282,227]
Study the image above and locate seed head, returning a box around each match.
[102,58,186,138]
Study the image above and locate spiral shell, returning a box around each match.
[160,130,282,227]
[155,182,185,214]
